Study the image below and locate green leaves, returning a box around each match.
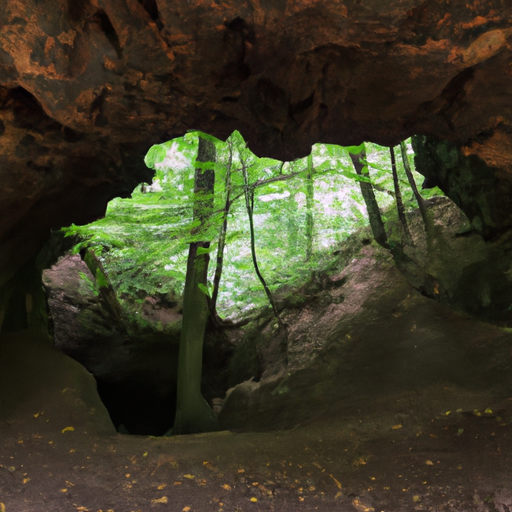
[346,142,366,155]
[197,283,211,297]
[144,144,168,169]
[196,245,216,255]
[63,133,443,319]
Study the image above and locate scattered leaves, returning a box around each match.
[329,474,342,489]
[151,497,168,504]
[391,424,403,430]
[249,497,258,503]
[183,474,195,480]
[352,498,375,512]
[426,460,434,465]
[61,426,75,433]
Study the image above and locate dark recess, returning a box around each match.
[138,0,164,30]
[9,87,60,133]
[95,378,176,436]
[92,10,123,58]
[90,87,109,126]
[290,91,315,119]
[67,0,89,22]
[62,126,84,143]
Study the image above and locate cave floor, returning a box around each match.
[1,385,512,512]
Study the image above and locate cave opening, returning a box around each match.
[94,377,176,436]
[44,131,444,437]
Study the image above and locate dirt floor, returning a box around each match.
[1,382,512,512]
[3,202,512,511]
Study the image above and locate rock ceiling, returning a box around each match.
[1,0,512,285]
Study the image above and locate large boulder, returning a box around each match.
[219,200,512,430]
[0,329,115,435]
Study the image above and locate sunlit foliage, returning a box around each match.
[65,132,442,319]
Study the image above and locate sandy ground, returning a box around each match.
[1,383,512,512]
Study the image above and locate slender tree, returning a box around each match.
[286,192,300,259]
[170,134,219,436]
[209,138,234,324]
[305,153,315,261]
[400,141,435,243]
[82,248,128,334]
[348,144,389,248]
[389,145,413,246]
[241,154,288,339]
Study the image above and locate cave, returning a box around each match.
[95,377,176,436]
[2,1,512,510]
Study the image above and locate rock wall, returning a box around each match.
[219,203,512,431]
[1,1,512,285]
[0,329,115,435]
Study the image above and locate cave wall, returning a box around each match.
[413,135,512,238]
[1,0,512,288]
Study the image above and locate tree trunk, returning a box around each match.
[400,141,435,244]
[286,192,299,259]
[171,241,218,435]
[210,139,233,323]
[241,156,288,341]
[171,135,219,435]
[82,248,128,334]
[389,145,413,246]
[305,153,315,261]
[349,147,389,248]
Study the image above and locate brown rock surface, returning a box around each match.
[1,1,512,283]
[0,329,115,435]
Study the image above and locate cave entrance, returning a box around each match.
[44,132,440,436]
[95,377,176,436]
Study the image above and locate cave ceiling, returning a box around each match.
[1,0,512,285]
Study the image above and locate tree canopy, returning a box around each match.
[65,131,442,321]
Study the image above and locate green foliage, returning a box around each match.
[197,283,211,297]
[78,271,99,297]
[64,133,442,319]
